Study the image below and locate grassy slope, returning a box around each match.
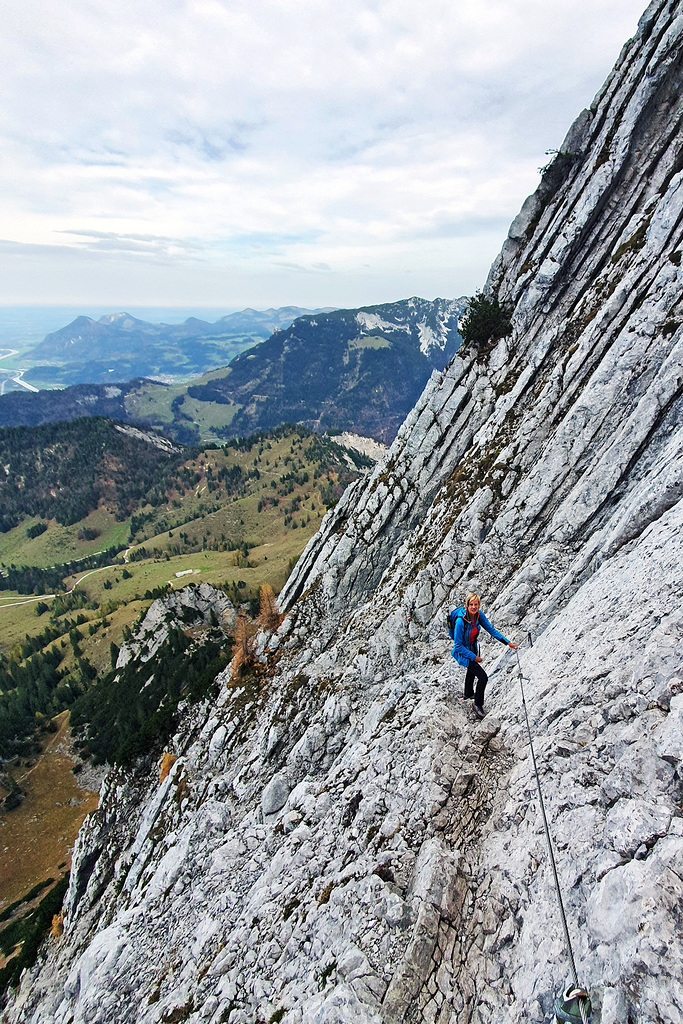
[0,712,98,911]
[0,510,130,568]
[123,369,241,443]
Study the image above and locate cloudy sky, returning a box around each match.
[1,0,647,312]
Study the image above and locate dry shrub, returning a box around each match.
[51,911,64,939]
[258,584,282,632]
[159,752,178,783]
[230,613,255,681]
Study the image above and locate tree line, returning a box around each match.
[0,646,90,762]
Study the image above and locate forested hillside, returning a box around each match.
[0,419,184,532]
[0,381,140,433]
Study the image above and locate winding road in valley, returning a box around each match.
[0,348,39,395]
[0,554,133,610]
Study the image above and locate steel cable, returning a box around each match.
[515,636,590,1024]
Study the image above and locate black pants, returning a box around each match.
[464,661,488,707]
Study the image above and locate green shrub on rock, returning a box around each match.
[459,292,512,347]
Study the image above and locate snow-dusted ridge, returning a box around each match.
[4,3,683,1023]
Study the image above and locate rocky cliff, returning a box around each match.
[3,2,683,1023]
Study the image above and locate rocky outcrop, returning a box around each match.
[116,582,236,669]
[4,3,683,1024]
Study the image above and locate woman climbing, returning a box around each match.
[449,592,518,718]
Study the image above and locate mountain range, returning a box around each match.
[0,297,465,444]
[22,306,333,388]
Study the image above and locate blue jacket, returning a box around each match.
[450,606,509,667]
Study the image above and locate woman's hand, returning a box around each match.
[474,656,482,663]
[508,641,518,650]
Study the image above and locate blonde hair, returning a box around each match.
[465,592,480,619]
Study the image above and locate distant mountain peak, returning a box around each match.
[99,312,131,323]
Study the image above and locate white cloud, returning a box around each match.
[0,0,647,307]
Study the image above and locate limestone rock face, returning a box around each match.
[5,4,683,1024]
